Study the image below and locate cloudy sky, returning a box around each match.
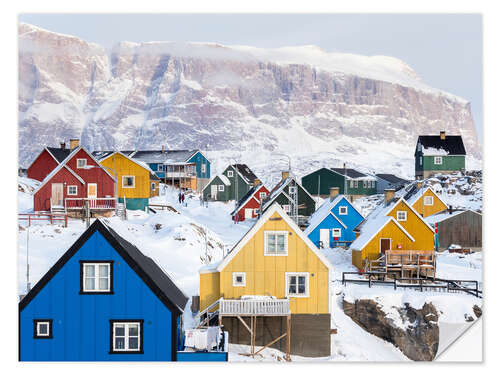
[19,13,483,142]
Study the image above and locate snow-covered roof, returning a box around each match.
[231,184,266,215]
[219,175,231,186]
[416,135,466,156]
[330,168,377,181]
[262,176,315,212]
[131,149,198,164]
[425,209,481,225]
[304,195,351,235]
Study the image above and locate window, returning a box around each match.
[80,261,113,293]
[218,185,224,192]
[363,181,367,188]
[201,164,206,173]
[332,228,342,238]
[350,180,354,188]
[232,272,246,287]
[339,206,348,215]
[253,208,259,216]
[419,156,423,166]
[151,182,156,190]
[396,211,407,221]
[264,231,288,256]
[76,159,87,169]
[434,156,443,165]
[158,165,164,171]
[424,196,434,206]
[371,181,375,188]
[259,192,267,199]
[227,170,234,177]
[33,319,52,339]
[122,176,135,188]
[354,181,358,188]
[282,204,290,213]
[67,185,78,195]
[110,320,143,354]
[289,186,297,194]
[286,273,309,297]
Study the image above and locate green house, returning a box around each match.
[301,167,377,202]
[415,131,466,179]
[261,171,317,226]
[202,164,258,202]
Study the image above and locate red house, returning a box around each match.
[26,144,72,181]
[231,182,269,222]
[33,144,116,214]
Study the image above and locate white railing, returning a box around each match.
[219,298,290,316]
[65,197,117,210]
[165,172,196,178]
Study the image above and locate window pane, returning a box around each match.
[99,264,109,277]
[38,323,48,335]
[85,277,95,290]
[129,325,139,336]
[289,275,297,294]
[277,235,285,253]
[115,337,125,349]
[128,337,139,350]
[98,277,109,290]
[85,264,95,277]
[115,324,125,336]
[267,234,276,253]
[298,276,306,294]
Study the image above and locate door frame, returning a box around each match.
[87,183,97,198]
[244,208,253,220]
[319,228,330,248]
[51,183,64,207]
[379,238,392,254]
[210,184,218,199]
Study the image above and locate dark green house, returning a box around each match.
[301,167,377,201]
[415,131,466,179]
[262,171,316,226]
[202,164,259,202]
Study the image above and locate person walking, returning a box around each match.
[178,191,182,204]
[181,192,185,206]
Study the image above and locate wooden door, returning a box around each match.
[51,183,64,207]
[380,238,391,254]
[320,229,330,248]
[87,183,97,198]
[210,185,218,199]
[245,208,253,219]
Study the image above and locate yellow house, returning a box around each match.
[351,192,435,270]
[199,203,333,357]
[407,186,448,218]
[98,151,160,211]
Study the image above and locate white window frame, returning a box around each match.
[82,262,111,293]
[424,196,434,206]
[122,175,135,188]
[227,170,234,178]
[111,321,141,352]
[363,181,367,188]
[76,158,87,169]
[282,204,291,213]
[253,208,259,216]
[350,180,354,188]
[285,272,309,298]
[396,211,407,222]
[218,184,225,192]
[289,186,297,194]
[158,164,164,172]
[259,192,267,199]
[67,185,78,195]
[201,164,206,173]
[35,320,51,338]
[354,181,358,188]
[332,228,342,238]
[419,156,423,166]
[232,272,246,287]
[434,156,443,165]
[339,206,348,215]
[264,231,288,256]
[151,182,156,190]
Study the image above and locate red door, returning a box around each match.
[380,238,391,254]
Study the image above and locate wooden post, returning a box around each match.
[250,315,255,357]
[286,315,291,361]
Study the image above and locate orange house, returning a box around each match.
[407,186,448,218]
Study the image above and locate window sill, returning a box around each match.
[109,350,144,355]
[33,335,53,339]
[286,294,309,298]
[79,291,114,295]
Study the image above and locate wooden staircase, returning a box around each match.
[50,206,66,215]
[116,202,127,220]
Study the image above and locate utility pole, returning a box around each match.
[344,162,347,199]
[26,226,31,293]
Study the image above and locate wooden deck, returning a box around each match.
[366,250,436,279]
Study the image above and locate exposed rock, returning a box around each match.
[473,305,482,318]
[18,22,481,180]
[343,298,439,361]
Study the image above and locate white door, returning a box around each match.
[210,185,218,199]
[51,183,64,207]
[245,208,253,220]
[87,183,97,198]
[320,229,330,248]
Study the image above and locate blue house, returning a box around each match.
[19,219,189,361]
[304,188,364,248]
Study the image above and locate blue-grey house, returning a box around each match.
[19,219,189,361]
[304,188,364,248]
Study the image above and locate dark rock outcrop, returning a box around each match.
[343,298,439,361]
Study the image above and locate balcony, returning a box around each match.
[219,297,290,316]
[64,197,117,210]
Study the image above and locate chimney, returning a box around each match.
[69,138,79,150]
[329,187,340,201]
[162,145,165,154]
[281,171,290,181]
[416,181,423,190]
[440,131,446,140]
[60,142,66,150]
[254,178,261,187]
[384,188,395,205]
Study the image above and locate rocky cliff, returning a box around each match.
[19,23,481,182]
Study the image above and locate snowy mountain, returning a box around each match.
[19,23,481,183]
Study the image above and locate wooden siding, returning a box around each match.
[411,189,448,218]
[34,167,84,212]
[435,211,482,249]
[99,153,151,199]
[233,186,270,222]
[27,149,59,182]
[222,166,251,201]
[199,272,220,311]
[219,211,329,314]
